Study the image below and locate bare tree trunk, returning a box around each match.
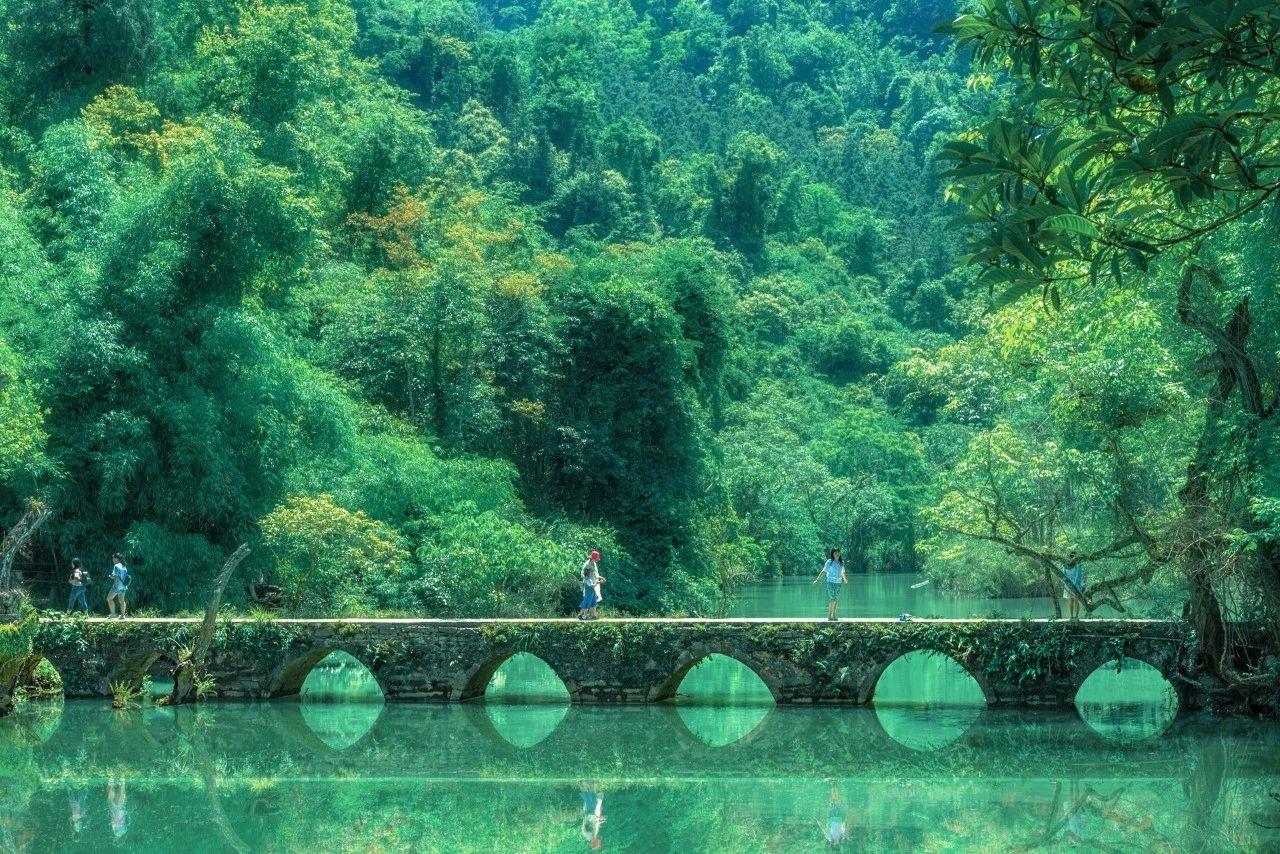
[0,502,52,594]
[171,544,250,705]
[1179,362,1232,675]
[1042,562,1062,618]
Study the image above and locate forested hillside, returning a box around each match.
[5,0,1274,641]
[0,0,981,615]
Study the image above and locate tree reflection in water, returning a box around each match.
[0,700,1277,852]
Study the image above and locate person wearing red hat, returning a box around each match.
[579,550,605,620]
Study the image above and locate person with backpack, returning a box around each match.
[66,558,90,615]
[107,553,129,620]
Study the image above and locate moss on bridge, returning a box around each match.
[24,616,1192,708]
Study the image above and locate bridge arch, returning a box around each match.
[269,646,387,700]
[859,648,995,706]
[648,647,782,704]
[458,650,572,702]
[1073,656,1179,742]
[17,654,66,700]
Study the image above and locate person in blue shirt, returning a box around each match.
[1062,550,1084,621]
[107,553,129,620]
[812,548,849,621]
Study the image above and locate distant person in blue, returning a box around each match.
[107,553,129,620]
[812,548,848,621]
[66,558,89,615]
[1063,550,1084,621]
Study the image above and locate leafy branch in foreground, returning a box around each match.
[938,0,1280,304]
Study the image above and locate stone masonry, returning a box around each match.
[29,617,1193,708]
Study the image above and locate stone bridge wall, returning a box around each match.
[30,617,1192,708]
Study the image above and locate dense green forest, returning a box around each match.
[0,0,1277,669]
[0,0,977,615]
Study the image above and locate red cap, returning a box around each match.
[589,550,601,561]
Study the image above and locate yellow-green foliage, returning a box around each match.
[260,493,410,614]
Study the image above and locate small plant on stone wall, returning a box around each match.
[193,671,217,700]
[109,680,141,710]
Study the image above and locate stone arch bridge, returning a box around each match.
[29,617,1192,707]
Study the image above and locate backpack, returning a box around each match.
[117,565,129,587]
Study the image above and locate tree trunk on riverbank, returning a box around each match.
[1173,270,1246,676]
[171,544,249,706]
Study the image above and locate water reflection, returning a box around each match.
[3,702,1278,851]
[478,653,571,747]
[298,702,384,751]
[674,705,772,747]
[874,705,981,752]
[484,703,569,748]
[668,654,774,746]
[298,651,385,750]
[1076,657,1179,743]
[9,698,63,746]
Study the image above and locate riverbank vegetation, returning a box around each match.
[0,0,1277,681]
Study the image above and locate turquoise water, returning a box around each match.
[3,700,1278,851]
[728,573,1158,619]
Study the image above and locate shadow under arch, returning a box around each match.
[1074,656,1179,743]
[648,648,782,704]
[860,648,996,706]
[268,647,386,699]
[458,650,571,702]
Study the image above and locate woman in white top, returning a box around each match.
[812,548,848,621]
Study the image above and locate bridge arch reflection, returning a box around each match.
[1075,656,1178,743]
[868,649,987,751]
[271,646,387,700]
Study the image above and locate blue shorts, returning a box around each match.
[110,584,126,597]
[826,581,842,601]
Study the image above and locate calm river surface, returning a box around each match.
[3,576,1277,852]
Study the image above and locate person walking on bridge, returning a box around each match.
[812,548,848,621]
[66,558,90,615]
[579,550,605,620]
[107,553,129,620]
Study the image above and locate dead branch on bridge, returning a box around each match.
[171,543,250,706]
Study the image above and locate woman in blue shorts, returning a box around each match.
[812,548,848,621]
